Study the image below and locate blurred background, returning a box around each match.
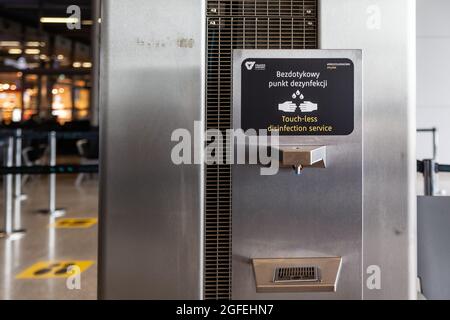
[0,0,99,300]
[0,0,448,300]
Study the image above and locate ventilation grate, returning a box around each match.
[274,266,320,283]
[205,0,318,300]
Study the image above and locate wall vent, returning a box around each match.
[274,266,320,283]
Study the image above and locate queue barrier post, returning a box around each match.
[1,136,26,240]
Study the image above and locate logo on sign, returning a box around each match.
[245,61,256,70]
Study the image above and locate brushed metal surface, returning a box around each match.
[320,0,417,299]
[232,50,362,300]
[98,0,204,299]
[418,196,450,300]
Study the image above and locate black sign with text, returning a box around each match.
[240,58,354,136]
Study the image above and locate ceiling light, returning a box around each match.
[40,17,79,24]
[73,62,82,68]
[57,54,65,60]
[0,41,21,47]
[26,41,41,47]
[8,48,22,55]
[82,62,92,68]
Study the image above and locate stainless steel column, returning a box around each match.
[320,0,417,299]
[1,135,26,239]
[98,0,204,299]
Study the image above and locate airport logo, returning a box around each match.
[244,61,266,71]
[245,61,256,70]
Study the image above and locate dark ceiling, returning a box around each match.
[0,0,93,44]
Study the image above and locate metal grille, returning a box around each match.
[205,0,318,300]
[274,266,319,282]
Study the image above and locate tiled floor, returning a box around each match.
[0,174,98,300]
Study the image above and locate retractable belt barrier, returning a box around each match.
[0,165,99,175]
[417,160,450,174]
[0,130,99,140]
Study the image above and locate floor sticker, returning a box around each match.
[16,261,94,279]
[52,218,98,229]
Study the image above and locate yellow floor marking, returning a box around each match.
[51,218,98,229]
[16,261,94,279]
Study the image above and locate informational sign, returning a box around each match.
[16,261,94,279]
[240,58,354,136]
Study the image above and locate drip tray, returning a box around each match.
[252,257,342,293]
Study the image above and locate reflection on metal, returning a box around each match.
[253,258,342,293]
[277,145,327,174]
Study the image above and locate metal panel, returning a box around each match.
[320,0,417,299]
[232,50,363,300]
[98,0,204,299]
[418,196,450,300]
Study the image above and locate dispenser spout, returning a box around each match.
[275,146,327,173]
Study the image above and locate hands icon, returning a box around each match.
[278,100,319,113]
[299,101,318,113]
[278,101,297,113]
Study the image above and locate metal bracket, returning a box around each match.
[276,145,327,175]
